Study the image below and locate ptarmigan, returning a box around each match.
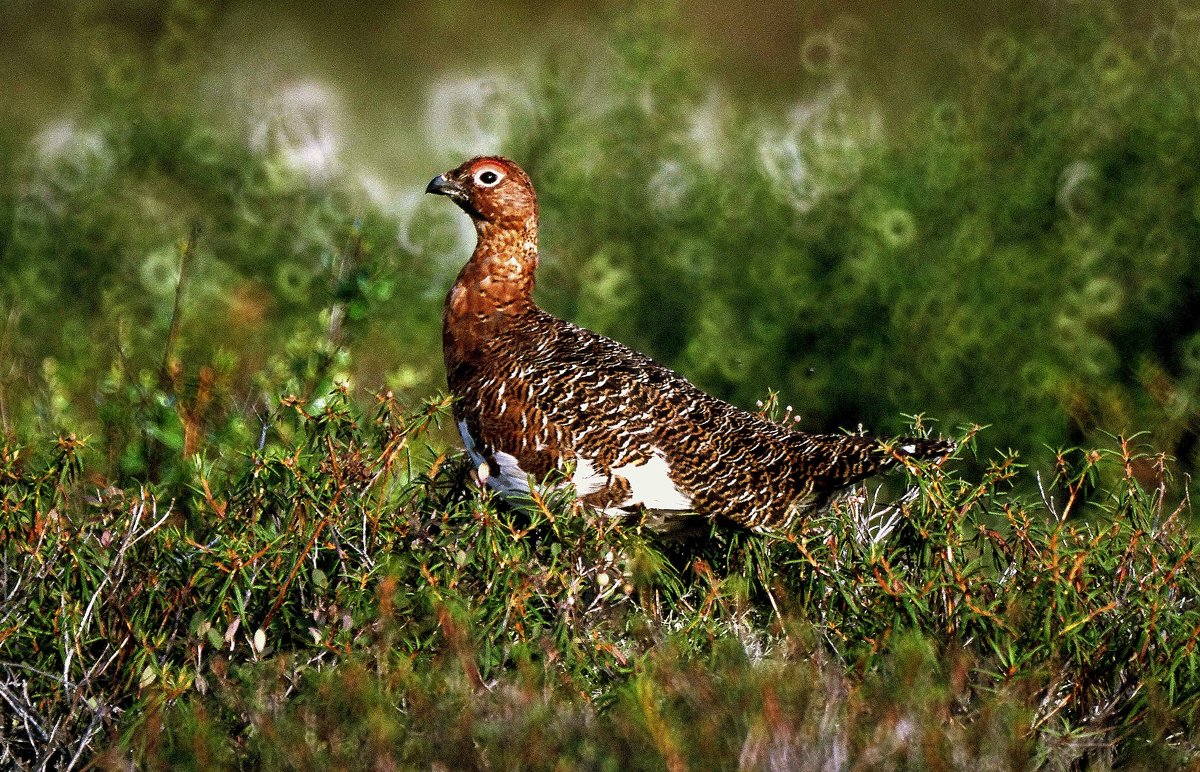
[427,156,953,532]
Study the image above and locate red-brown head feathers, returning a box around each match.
[426,156,537,228]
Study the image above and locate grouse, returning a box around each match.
[427,156,953,532]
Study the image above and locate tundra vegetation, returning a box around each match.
[2,2,1199,767]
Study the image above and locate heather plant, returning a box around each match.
[3,393,1198,768]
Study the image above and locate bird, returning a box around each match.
[426,156,954,533]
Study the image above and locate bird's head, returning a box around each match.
[426,156,537,229]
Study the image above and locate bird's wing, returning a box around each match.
[453,367,570,495]
[488,316,755,512]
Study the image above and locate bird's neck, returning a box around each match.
[443,218,539,373]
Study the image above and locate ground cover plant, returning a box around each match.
[3,1,1200,768]
[2,394,1198,768]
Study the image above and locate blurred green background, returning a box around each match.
[2,0,1198,486]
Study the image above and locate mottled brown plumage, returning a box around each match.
[427,156,954,532]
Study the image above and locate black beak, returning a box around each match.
[427,172,484,220]
[426,174,462,197]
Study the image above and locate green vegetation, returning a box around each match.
[3,1,1200,767]
[3,395,1198,767]
[4,3,1200,473]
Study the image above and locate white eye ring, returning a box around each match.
[473,167,505,187]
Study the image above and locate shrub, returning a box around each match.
[2,394,1197,767]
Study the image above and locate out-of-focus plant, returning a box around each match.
[4,2,1200,482]
[0,2,444,487]
[508,4,1200,476]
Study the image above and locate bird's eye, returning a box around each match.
[474,168,504,187]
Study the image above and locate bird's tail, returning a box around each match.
[794,433,956,488]
[892,436,957,463]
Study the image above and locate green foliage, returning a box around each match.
[4,1,1200,767]
[512,5,1200,466]
[3,394,1199,767]
[3,2,1200,478]
[0,2,442,483]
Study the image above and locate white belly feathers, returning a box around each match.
[457,420,691,512]
[610,450,692,511]
[457,419,531,495]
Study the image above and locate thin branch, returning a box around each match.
[159,222,202,393]
[327,219,362,348]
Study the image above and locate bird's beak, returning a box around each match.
[427,171,485,220]
[426,174,464,198]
